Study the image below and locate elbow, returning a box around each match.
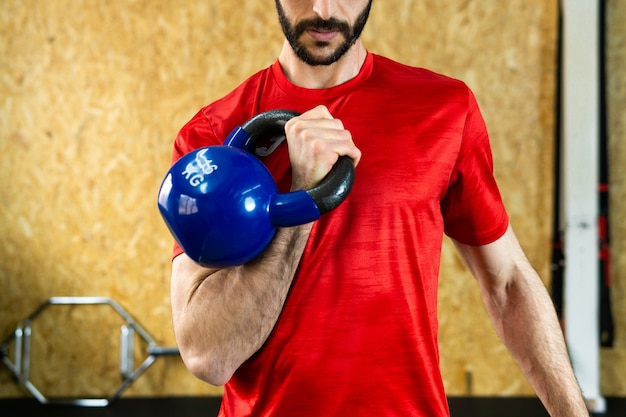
[179,347,236,387]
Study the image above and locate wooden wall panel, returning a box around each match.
[1,0,623,400]
[601,0,626,397]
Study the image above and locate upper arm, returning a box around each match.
[451,222,555,341]
[451,223,535,292]
[170,254,220,329]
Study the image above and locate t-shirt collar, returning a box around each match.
[271,51,374,99]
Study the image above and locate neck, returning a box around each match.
[278,40,367,89]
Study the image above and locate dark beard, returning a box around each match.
[275,0,373,66]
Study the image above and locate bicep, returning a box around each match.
[170,254,220,317]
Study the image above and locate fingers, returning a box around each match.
[285,105,361,190]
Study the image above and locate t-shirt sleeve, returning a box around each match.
[441,89,509,246]
[171,108,221,164]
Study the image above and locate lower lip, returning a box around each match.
[307,30,339,42]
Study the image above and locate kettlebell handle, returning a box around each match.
[224,109,355,216]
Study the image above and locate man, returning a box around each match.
[168,1,589,415]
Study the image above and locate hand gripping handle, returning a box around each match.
[225,109,355,215]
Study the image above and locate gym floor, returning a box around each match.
[1,397,625,417]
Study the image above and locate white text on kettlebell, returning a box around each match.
[182,149,218,187]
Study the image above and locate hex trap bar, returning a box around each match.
[0,296,180,407]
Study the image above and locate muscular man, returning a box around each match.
[168,1,589,415]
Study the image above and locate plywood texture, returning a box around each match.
[601,0,626,397]
[1,0,623,400]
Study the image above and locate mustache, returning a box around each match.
[294,17,352,38]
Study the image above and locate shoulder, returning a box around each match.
[178,65,275,146]
[366,54,475,114]
[173,65,275,157]
[364,53,480,125]
[370,54,468,90]
[202,65,275,129]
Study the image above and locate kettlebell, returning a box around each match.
[157,109,355,268]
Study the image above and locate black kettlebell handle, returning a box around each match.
[235,109,355,214]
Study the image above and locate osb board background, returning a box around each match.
[0,0,623,399]
[602,0,626,396]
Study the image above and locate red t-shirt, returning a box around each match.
[171,52,509,416]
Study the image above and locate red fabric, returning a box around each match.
[170,53,509,416]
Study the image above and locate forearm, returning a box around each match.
[480,264,589,416]
[170,224,312,386]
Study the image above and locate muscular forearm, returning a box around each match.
[454,228,589,416]
[170,224,312,386]
[480,263,589,416]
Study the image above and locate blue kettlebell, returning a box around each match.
[157,109,355,268]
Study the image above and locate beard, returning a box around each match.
[275,0,373,66]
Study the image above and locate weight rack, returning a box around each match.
[0,296,180,407]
